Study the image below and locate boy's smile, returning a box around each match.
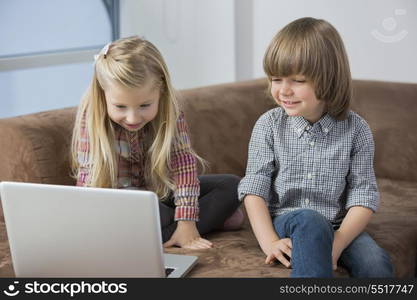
[271,75,326,123]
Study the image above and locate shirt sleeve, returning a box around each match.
[238,112,276,202]
[345,118,379,212]
[75,111,91,187]
[170,112,200,221]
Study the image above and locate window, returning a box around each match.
[0,0,119,118]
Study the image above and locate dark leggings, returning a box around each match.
[159,174,241,242]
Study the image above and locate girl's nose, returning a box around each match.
[126,111,142,124]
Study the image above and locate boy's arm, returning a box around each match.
[332,118,378,269]
[332,206,373,267]
[244,194,292,267]
[244,194,280,255]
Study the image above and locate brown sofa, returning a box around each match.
[1,78,416,278]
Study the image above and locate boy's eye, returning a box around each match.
[294,79,306,83]
[272,78,282,82]
[115,105,126,109]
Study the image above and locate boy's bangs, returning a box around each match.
[264,35,319,80]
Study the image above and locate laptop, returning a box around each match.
[0,181,198,278]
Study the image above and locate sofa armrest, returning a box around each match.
[0,107,77,185]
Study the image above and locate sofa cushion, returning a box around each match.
[165,178,417,278]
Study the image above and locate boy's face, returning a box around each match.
[104,80,160,131]
[270,75,326,123]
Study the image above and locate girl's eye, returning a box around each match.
[140,104,151,108]
[272,78,282,82]
[116,105,126,109]
[294,80,306,83]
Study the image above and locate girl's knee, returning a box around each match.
[220,174,241,187]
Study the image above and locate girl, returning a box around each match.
[71,36,243,250]
[238,18,394,277]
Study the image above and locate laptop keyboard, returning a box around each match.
[165,267,175,277]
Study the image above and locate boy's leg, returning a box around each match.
[195,174,242,234]
[273,209,334,277]
[338,232,394,278]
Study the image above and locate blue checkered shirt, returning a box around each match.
[238,107,379,225]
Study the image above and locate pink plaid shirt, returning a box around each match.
[76,112,200,221]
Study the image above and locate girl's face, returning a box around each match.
[104,80,160,131]
[270,75,326,123]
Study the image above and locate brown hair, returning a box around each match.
[263,17,352,120]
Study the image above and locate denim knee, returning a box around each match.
[275,209,334,277]
[349,247,394,278]
[340,232,394,278]
[288,209,333,237]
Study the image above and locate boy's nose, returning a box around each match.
[280,84,293,96]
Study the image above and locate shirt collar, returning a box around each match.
[290,113,336,138]
[317,113,335,136]
[291,116,311,138]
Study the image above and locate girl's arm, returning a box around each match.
[164,112,212,249]
[169,112,200,222]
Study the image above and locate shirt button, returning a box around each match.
[306,125,311,130]
[324,128,329,133]
[307,173,313,179]
[309,141,315,146]
[305,198,310,205]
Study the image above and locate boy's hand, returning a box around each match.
[163,220,213,249]
[265,238,292,268]
[332,231,345,270]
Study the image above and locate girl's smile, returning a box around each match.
[124,122,144,130]
[104,80,160,132]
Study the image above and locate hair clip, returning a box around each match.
[102,43,111,58]
[94,43,111,62]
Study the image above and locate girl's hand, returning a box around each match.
[163,220,213,249]
[265,238,292,268]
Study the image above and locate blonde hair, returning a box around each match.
[71,36,203,199]
[263,17,352,120]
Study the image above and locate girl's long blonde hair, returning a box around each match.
[71,36,203,199]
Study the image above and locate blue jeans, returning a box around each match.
[272,209,394,278]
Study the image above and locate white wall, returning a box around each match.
[120,0,235,90]
[121,0,417,89]
[252,0,417,84]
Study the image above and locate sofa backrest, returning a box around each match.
[0,107,77,185]
[1,79,416,185]
[350,80,417,182]
[180,78,417,182]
